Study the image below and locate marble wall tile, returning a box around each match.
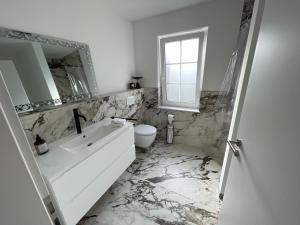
[19,87,231,163]
[142,88,231,164]
[20,89,144,144]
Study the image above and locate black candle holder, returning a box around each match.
[132,76,143,89]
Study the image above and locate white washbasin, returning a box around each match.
[36,118,134,182]
[61,125,118,153]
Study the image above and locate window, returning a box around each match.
[158,28,208,112]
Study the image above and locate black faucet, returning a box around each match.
[73,108,87,134]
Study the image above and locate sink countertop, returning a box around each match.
[36,119,133,183]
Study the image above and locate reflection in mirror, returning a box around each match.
[0,27,98,113]
[42,45,90,102]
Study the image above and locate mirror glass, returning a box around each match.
[0,27,98,113]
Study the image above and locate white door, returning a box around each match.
[0,73,54,225]
[218,0,300,225]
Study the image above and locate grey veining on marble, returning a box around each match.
[78,142,221,225]
[142,88,231,164]
[20,89,144,144]
[20,86,231,163]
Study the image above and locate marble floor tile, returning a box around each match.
[78,142,222,225]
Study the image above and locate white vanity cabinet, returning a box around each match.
[36,121,135,225]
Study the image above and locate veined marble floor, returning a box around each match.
[78,142,222,225]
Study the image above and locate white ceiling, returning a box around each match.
[103,0,214,21]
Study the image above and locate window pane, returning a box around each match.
[166,64,180,83]
[181,63,198,84]
[181,38,199,63]
[165,41,180,64]
[181,84,196,103]
[167,84,180,102]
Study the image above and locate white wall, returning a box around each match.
[0,0,135,95]
[17,43,59,102]
[32,43,61,101]
[0,60,31,106]
[133,0,243,91]
[0,43,56,102]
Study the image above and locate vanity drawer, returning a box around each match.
[62,145,135,225]
[50,127,134,209]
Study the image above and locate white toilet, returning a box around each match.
[134,124,157,149]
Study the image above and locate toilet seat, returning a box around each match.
[134,124,156,136]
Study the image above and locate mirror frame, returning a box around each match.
[0,27,99,113]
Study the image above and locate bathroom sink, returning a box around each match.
[60,124,119,153]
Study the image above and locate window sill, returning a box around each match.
[158,105,200,113]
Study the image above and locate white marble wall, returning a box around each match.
[20,87,231,163]
[20,89,144,144]
[142,88,231,164]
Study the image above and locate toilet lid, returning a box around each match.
[134,124,157,136]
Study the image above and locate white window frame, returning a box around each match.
[157,27,208,112]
